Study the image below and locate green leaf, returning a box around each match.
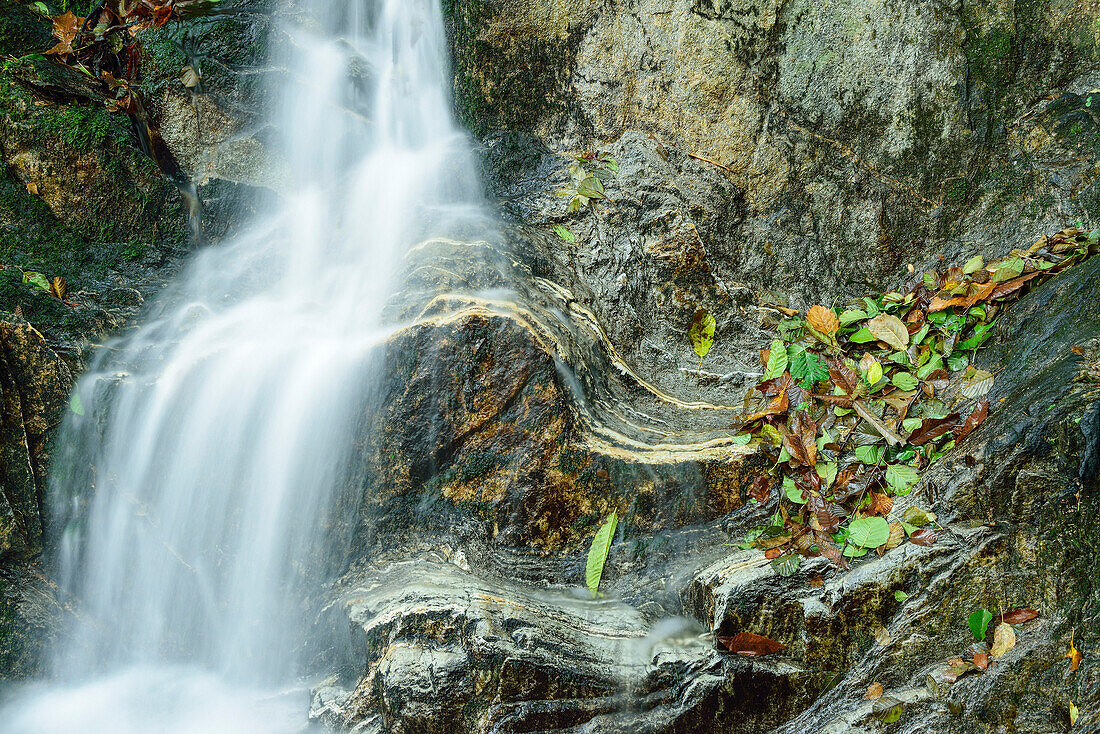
[586,512,618,596]
[855,444,885,465]
[839,309,868,325]
[577,176,605,200]
[689,309,717,363]
[902,505,935,527]
[969,608,993,641]
[962,255,985,274]
[849,327,877,343]
[604,157,619,173]
[865,361,883,386]
[21,271,50,292]
[735,526,766,549]
[761,423,782,446]
[874,697,904,724]
[916,353,944,379]
[784,476,807,504]
[891,372,918,391]
[732,433,752,446]
[770,553,802,577]
[32,1,49,14]
[69,391,85,417]
[894,590,909,601]
[790,350,829,388]
[886,464,918,494]
[990,257,1023,283]
[957,321,996,351]
[946,352,969,372]
[764,339,788,381]
[553,225,575,243]
[902,417,923,433]
[848,517,890,549]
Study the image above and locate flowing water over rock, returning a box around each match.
[1,0,490,730]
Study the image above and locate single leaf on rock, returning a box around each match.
[690,309,716,363]
[1067,640,1084,672]
[763,339,788,381]
[1001,608,1039,625]
[1070,702,1079,727]
[990,622,1016,659]
[865,682,884,700]
[961,367,995,399]
[585,512,617,596]
[848,517,890,549]
[873,697,903,724]
[868,313,910,350]
[807,305,840,335]
[909,528,938,546]
[50,276,67,300]
[944,657,979,683]
[874,625,892,646]
[553,225,576,242]
[69,391,85,417]
[974,651,990,670]
[576,175,605,199]
[770,553,801,577]
[969,609,993,642]
[954,400,989,442]
[718,631,786,657]
[894,589,909,601]
[902,506,936,526]
[22,271,50,292]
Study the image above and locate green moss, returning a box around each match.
[38,104,128,151]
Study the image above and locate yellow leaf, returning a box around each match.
[990,622,1015,658]
[1067,641,1084,672]
[50,276,67,300]
[1070,702,1079,727]
[867,313,910,350]
[865,682,884,700]
[26,182,38,195]
[807,305,839,335]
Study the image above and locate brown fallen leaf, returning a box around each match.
[868,313,910,350]
[764,548,782,560]
[1067,640,1084,672]
[990,623,1016,658]
[909,528,938,546]
[1000,608,1039,625]
[807,305,840,335]
[974,651,990,670]
[954,400,989,442]
[45,11,83,57]
[808,574,824,587]
[853,400,905,446]
[884,522,906,550]
[718,632,787,657]
[50,276,67,300]
[828,359,860,396]
[865,682,884,700]
[944,657,979,683]
[908,414,962,445]
[867,492,894,517]
[874,626,892,646]
[749,475,771,503]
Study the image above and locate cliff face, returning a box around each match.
[0,1,1097,732]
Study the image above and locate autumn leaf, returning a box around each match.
[990,622,1016,658]
[50,276,67,300]
[45,11,83,57]
[807,305,839,335]
[865,682,884,700]
[1000,608,1039,625]
[944,657,978,682]
[748,475,771,503]
[1067,639,1084,672]
[867,492,894,516]
[960,367,995,399]
[954,400,989,442]
[718,632,786,657]
[909,528,938,546]
[907,414,961,445]
[867,313,910,350]
[974,651,990,670]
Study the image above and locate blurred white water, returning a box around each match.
[1,0,485,730]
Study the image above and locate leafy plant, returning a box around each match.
[585,512,617,597]
[556,153,617,213]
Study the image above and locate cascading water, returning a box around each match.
[2,0,485,730]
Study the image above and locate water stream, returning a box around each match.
[2,0,485,730]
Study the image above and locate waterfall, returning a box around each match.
[2,0,484,730]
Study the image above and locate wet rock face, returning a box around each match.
[447,0,1100,305]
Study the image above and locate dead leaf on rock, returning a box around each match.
[974,651,990,670]
[718,632,787,657]
[26,182,38,195]
[954,400,989,442]
[944,657,978,683]
[874,625,892,646]
[1067,639,1084,672]
[1000,608,1039,625]
[865,682,884,700]
[909,528,938,546]
[990,623,1016,659]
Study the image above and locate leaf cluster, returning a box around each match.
[736,227,1099,574]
